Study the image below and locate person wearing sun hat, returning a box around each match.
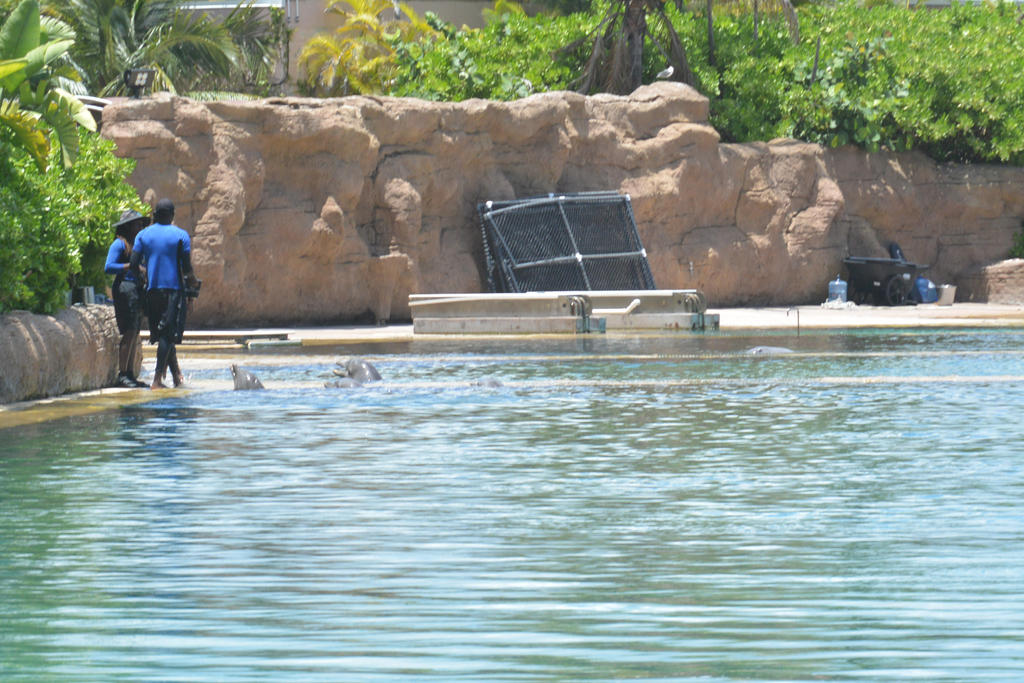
[105,208,150,388]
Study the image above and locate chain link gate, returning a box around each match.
[478,192,656,293]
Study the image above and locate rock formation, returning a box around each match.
[958,259,1024,304]
[100,82,1024,326]
[0,305,123,404]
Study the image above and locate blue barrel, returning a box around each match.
[827,276,847,303]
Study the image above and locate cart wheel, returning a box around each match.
[884,275,906,306]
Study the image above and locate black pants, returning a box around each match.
[146,288,186,375]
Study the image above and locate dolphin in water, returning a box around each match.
[333,357,382,383]
[230,364,265,390]
[745,346,795,355]
[324,377,363,389]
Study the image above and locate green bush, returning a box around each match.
[389,10,596,101]
[0,129,143,314]
[385,0,1024,166]
[670,9,796,143]
[1009,221,1024,260]
[712,0,1024,163]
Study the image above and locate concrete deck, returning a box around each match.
[280,302,1024,344]
[712,302,1024,331]
[408,290,712,334]
[3,302,1024,429]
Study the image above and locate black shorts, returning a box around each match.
[113,278,143,334]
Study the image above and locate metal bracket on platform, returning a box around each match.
[566,295,598,333]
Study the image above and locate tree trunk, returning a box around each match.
[706,0,716,67]
[623,0,647,93]
[754,0,759,43]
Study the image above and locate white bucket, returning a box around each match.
[937,284,956,306]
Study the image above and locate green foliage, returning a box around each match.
[46,0,289,98]
[1010,221,1024,260]
[708,0,1024,163]
[389,9,595,101]
[0,84,48,168]
[188,4,291,97]
[0,129,142,314]
[784,34,908,151]
[672,8,796,141]
[381,0,1024,166]
[298,0,436,96]
[0,0,143,316]
[118,2,234,95]
[0,0,93,170]
[531,0,594,16]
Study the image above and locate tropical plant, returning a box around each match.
[531,0,593,16]
[777,0,1024,163]
[1009,220,1024,260]
[45,0,243,97]
[298,0,436,96]
[390,7,594,101]
[481,0,525,24]
[0,128,141,314]
[0,0,94,169]
[183,3,292,97]
[0,59,49,168]
[559,0,694,95]
[384,0,1024,166]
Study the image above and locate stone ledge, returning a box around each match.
[0,305,122,404]
[957,259,1024,304]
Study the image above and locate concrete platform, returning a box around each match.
[186,302,1024,347]
[712,302,1024,330]
[409,290,716,334]
[414,315,594,335]
[182,329,291,344]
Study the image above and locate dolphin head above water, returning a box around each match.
[230,364,265,390]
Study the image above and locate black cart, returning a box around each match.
[843,256,927,306]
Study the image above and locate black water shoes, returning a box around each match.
[118,373,149,389]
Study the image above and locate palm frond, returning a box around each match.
[17,79,93,166]
[300,0,434,96]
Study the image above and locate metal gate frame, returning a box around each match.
[478,192,656,293]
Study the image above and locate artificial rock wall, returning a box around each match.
[101,82,1024,327]
[0,305,122,404]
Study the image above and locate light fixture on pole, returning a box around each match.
[123,68,155,98]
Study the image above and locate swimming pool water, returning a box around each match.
[2,329,1024,681]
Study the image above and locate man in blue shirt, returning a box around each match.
[130,198,199,390]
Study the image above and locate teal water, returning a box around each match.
[3,329,1024,681]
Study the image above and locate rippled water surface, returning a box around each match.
[3,329,1024,681]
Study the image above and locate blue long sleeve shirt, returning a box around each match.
[105,238,138,282]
